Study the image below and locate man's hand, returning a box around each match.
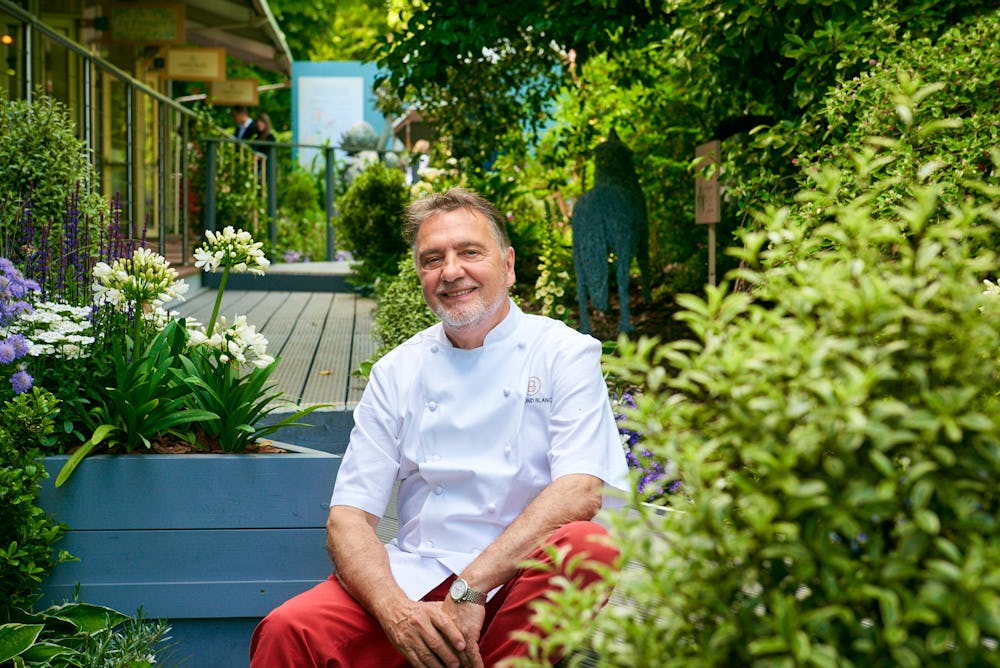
[383,600,483,668]
[443,596,486,668]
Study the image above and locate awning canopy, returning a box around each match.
[182,0,292,75]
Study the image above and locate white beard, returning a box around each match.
[433,289,506,331]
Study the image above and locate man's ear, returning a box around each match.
[505,246,516,287]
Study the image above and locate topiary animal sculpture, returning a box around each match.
[571,129,650,334]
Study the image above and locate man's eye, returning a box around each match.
[423,257,442,268]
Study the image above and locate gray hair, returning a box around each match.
[403,187,511,252]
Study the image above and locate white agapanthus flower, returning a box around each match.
[187,315,274,369]
[1,301,95,358]
[93,246,188,310]
[194,226,270,275]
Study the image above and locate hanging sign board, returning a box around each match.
[164,47,225,81]
[695,140,721,224]
[210,79,259,107]
[106,3,185,45]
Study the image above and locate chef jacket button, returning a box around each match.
[503,387,511,397]
[434,485,444,495]
[518,340,527,349]
[431,344,439,353]
[487,503,496,513]
[422,540,434,549]
[504,445,512,456]
[433,454,441,462]
[427,401,437,411]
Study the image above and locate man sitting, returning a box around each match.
[250,188,628,667]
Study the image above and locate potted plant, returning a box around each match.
[1,216,339,666]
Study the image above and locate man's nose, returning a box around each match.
[441,253,465,280]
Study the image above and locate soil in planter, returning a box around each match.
[70,424,290,456]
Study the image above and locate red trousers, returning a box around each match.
[249,521,618,667]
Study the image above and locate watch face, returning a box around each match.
[450,579,468,600]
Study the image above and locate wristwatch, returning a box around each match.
[449,578,487,605]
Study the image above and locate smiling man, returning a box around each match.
[250,188,629,668]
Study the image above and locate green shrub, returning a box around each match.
[335,162,410,286]
[367,255,438,364]
[0,389,69,622]
[215,141,266,241]
[0,90,109,293]
[519,84,1000,666]
[727,9,1000,235]
[275,168,327,262]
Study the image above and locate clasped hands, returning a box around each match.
[385,598,486,668]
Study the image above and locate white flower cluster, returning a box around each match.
[93,246,189,310]
[194,226,270,274]
[187,315,274,368]
[1,301,96,358]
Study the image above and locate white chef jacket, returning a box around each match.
[330,300,629,600]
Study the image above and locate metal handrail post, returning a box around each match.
[205,138,218,234]
[325,147,336,261]
[181,117,190,263]
[158,100,167,257]
[125,83,135,233]
[266,144,278,246]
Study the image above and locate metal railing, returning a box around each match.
[0,0,199,261]
[202,137,341,260]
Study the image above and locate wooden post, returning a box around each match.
[695,140,721,286]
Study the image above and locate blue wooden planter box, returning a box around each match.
[37,444,341,668]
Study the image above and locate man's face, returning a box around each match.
[415,208,515,347]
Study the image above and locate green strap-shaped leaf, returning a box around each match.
[43,602,130,633]
[0,623,44,662]
[55,423,118,487]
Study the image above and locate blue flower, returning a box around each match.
[8,334,28,357]
[10,368,33,394]
[0,339,15,364]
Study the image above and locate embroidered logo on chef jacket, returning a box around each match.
[524,376,552,405]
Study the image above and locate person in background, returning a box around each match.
[254,113,276,143]
[249,187,629,667]
[231,105,258,140]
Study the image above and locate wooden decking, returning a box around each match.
[169,285,376,409]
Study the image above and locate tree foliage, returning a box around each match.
[272,0,388,62]
[375,0,994,166]
[376,0,662,168]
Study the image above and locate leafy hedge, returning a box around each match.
[0,91,109,295]
[360,255,438,375]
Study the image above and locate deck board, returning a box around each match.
[170,288,376,409]
[348,297,377,405]
[299,293,358,408]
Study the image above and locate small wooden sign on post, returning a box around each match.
[164,47,226,81]
[210,79,260,107]
[695,140,721,286]
[106,3,185,45]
